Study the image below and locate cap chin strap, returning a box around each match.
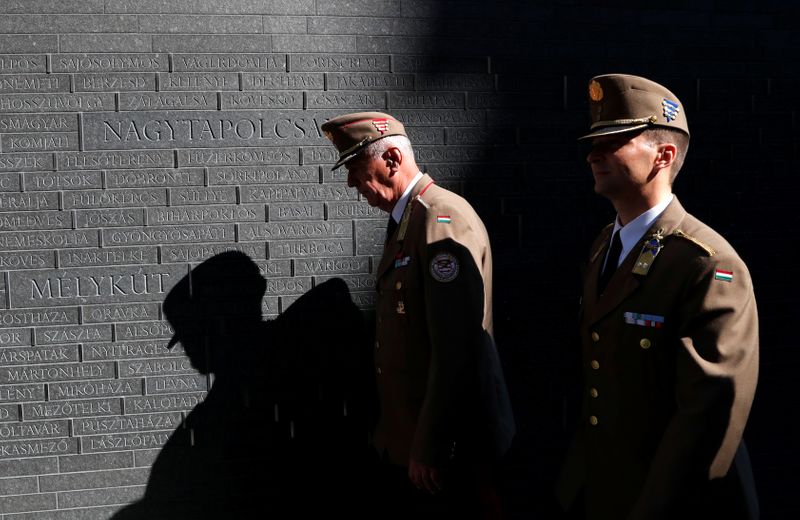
[590,115,657,129]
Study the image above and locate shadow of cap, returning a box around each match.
[163,251,267,350]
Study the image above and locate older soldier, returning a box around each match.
[321,112,514,518]
[557,75,759,519]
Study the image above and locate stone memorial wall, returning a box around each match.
[0,1,798,518]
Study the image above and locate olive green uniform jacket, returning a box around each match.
[557,197,759,519]
[373,174,514,468]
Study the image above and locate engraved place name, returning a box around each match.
[0,327,32,348]
[261,276,311,296]
[161,242,266,264]
[75,208,145,229]
[306,90,387,109]
[83,303,159,324]
[23,398,120,420]
[239,221,351,241]
[415,146,490,163]
[35,325,113,346]
[178,147,298,167]
[124,392,204,414]
[58,151,174,171]
[0,55,46,74]
[52,54,167,73]
[316,274,376,292]
[0,210,70,232]
[74,412,182,435]
[263,297,279,315]
[0,114,78,133]
[0,251,55,270]
[106,168,204,188]
[406,127,445,144]
[445,128,506,145]
[0,383,44,403]
[294,256,369,275]
[174,53,286,72]
[58,246,158,267]
[389,110,485,126]
[0,307,78,327]
[350,291,377,309]
[241,73,323,90]
[148,204,265,226]
[328,73,413,90]
[209,165,317,185]
[49,378,142,401]
[241,183,355,202]
[355,219,387,256]
[1,172,22,192]
[115,321,174,341]
[327,201,384,219]
[415,74,494,91]
[269,238,353,259]
[104,224,234,246]
[25,170,103,191]
[220,91,303,109]
[289,54,390,72]
[169,186,237,206]
[0,230,99,251]
[8,264,185,308]
[0,133,78,152]
[389,92,465,109]
[0,74,70,93]
[63,188,167,209]
[0,192,58,212]
[74,73,156,92]
[426,164,489,179]
[0,152,53,172]
[120,92,217,111]
[0,345,79,366]
[392,55,487,73]
[83,111,327,150]
[0,437,77,459]
[0,93,114,113]
[158,72,239,91]
[82,431,170,453]
[254,260,291,277]
[0,362,114,384]
[83,340,182,361]
[300,146,338,165]
[268,202,323,221]
[322,168,347,183]
[0,419,68,441]
[118,359,193,378]
[145,374,207,395]
[0,405,18,422]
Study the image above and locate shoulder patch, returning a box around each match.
[671,229,716,256]
[430,253,459,282]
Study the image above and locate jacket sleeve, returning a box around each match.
[628,252,759,519]
[409,203,488,466]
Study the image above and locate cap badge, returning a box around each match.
[372,118,389,134]
[589,80,604,101]
[662,99,680,122]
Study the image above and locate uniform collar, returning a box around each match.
[390,171,423,223]
[609,194,674,268]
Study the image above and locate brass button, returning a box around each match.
[589,415,598,426]
[375,341,380,350]
[395,281,402,290]
[590,388,598,398]
[591,360,600,370]
[376,367,382,375]
[591,332,600,342]
[640,338,651,349]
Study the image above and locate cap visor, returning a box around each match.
[577,123,650,141]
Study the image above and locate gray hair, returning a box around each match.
[363,135,415,162]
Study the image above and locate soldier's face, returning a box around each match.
[345,152,395,211]
[586,131,659,200]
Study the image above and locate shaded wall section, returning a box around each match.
[0,1,798,518]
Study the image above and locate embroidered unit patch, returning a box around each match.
[662,99,680,122]
[372,118,389,134]
[624,312,665,328]
[714,269,733,282]
[430,253,459,282]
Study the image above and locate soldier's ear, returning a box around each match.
[384,147,403,169]
[654,143,677,170]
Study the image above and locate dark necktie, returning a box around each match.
[386,217,398,243]
[598,231,622,295]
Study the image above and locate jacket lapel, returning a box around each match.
[585,197,688,325]
[376,174,433,281]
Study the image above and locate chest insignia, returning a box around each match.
[624,312,665,328]
[394,255,411,268]
[430,253,459,282]
[396,301,406,314]
[632,229,664,276]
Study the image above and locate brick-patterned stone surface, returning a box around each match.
[0,1,797,519]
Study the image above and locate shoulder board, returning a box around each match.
[590,223,615,263]
[414,195,430,209]
[671,229,716,256]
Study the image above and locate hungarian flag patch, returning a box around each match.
[714,269,733,282]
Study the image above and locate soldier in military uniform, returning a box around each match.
[557,75,759,519]
[321,112,514,517]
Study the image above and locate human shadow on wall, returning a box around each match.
[112,251,376,519]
